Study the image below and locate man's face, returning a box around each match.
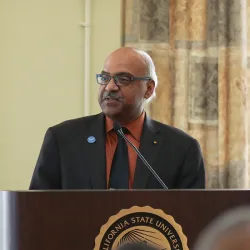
[98,50,154,122]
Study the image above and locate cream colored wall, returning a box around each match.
[90,1,122,114]
[0,0,121,190]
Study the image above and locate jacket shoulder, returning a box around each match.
[153,119,196,143]
[50,113,103,134]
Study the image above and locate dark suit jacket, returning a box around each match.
[29,113,205,189]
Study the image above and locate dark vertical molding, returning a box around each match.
[121,0,126,46]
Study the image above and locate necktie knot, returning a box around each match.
[115,126,129,135]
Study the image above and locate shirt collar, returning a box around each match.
[105,111,145,142]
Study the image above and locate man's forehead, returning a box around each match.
[101,70,132,75]
[103,63,135,74]
[103,60,147,76]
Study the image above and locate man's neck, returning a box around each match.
[107,110,144,125]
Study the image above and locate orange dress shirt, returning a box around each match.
[105,112,145,189]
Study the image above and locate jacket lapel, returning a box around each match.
[133,115,163,189]
[84,113,107,189]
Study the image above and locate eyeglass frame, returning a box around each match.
[96,73,152,87]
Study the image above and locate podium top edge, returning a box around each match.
[1,189,250,193]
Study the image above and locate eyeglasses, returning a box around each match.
[96,73,152,87]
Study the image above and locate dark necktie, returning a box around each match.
[109,128,129,189]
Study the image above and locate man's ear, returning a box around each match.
[144,80,155,99]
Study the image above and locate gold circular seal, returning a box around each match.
[94,206,189,250]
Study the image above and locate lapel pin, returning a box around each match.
[153,140,158,145]
[87,136,96,144]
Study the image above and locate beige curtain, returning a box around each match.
[123,0,250,188]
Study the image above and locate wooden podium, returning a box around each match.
[3,190,250,250]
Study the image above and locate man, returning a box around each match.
[115,242,160,250]
[193,206,250,250]
[29,47,205,189]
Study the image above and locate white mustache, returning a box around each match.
[103,92,122,100]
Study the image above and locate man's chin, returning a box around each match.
[102,106,123,119]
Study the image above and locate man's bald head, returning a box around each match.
[98,47,157,123]
[104,47,158,101]
[193,206,250,250]
[213,223,250,250]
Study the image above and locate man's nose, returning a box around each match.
[105,77,119,92]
